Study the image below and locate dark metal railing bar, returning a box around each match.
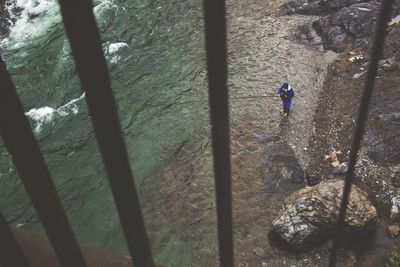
[328,0,394,266]
[0,58,86,266]
[202,0,234,266]
[56,0,154,266]
[0,211,29,266]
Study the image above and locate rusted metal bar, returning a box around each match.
[0,211,29,266]
[329,0,394,266]
[56,0,154,266]
[0,58,86,266]
[202,0,234,266]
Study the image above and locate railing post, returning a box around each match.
[0,58,86,267]
[202,0,234,266]
[55,0,155,265]
[0,211,29,267]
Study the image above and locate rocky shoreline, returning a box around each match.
[271,0,400,266]
[304,51,400,266]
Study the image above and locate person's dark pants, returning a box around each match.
[282,99,292,117]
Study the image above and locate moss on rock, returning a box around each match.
[386,249,400,267]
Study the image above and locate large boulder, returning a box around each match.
[272,179,378,249]
[312,1,400,55]
[313,2,381,52]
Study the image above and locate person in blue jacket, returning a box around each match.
[277,82,295,119]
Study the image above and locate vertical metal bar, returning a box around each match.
[0,58,86,266]
[55,0,154,266]
[0,211,29,267]
[329,0,394,266]
[202,0,234,266]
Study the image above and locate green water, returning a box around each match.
[0,0,209,260]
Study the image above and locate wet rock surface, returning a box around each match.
[392,173,400,188]
[259,138,305,194]
[305,49,400,265]
[284,0,400,58]
[313,1,381,52]
[333,162,349,175]
[280,0,369,15]
[139,1,340,264]
[273,180,378,249]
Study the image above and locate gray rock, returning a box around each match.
[260,141,305,194]
[305,173,321,186]
[390,196,400,225]
[313,2,381,52]
[282,0,400,57]
[325,26,349,51]
[378,57,399,70]
[378,112,400,125]
[363,130,378,145]
[333,162,349,175]
[272,180,378,249]
[280,0,369,15]
[384,28,400,60]
[368,149,400,164]
[335,3,380,38]
[311,1,400,57]
[293,24,315,44]
[391,172,400,188]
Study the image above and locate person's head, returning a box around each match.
[283,82,288,91]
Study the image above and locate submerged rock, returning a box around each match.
[272,179,377,249]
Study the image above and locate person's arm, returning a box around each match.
[277,86,283,95]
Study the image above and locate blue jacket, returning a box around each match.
[278,84,294,101]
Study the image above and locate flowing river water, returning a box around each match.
[0,0,340,266]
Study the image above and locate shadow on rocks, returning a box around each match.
[268,225,377,254]
[258,139,305,195]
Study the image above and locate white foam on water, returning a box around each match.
[57,40,71,63]
[25,93,85,133]
[1,0,61,49]
[105,42,129,64]
[25,106,55,133]
[93,0,121,20]
[1,0,121,49]
[58,93,85,112]
[108,42,129,54]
